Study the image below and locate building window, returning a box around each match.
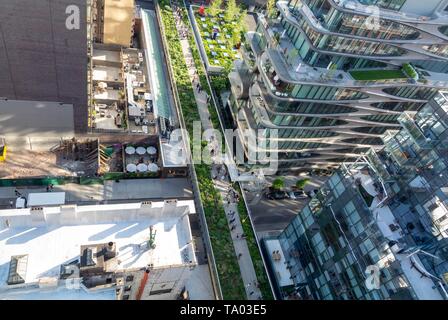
[149,288,172,295]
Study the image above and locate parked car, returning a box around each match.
[288,190,308,200]
[265,190,289,200]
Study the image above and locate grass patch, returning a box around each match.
[350,69,407,81]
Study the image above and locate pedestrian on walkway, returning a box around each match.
[250,291,254,296]
[238,253,243,259]
[14,189,21,197]
[231,225,236,231]
[9,200,13,208]
[236,234,240,239]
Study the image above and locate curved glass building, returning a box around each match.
[228,0,448,173]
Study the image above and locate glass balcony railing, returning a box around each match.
[398,113,430,149]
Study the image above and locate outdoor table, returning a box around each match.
[136,147,146,155]
[126,163,137,173]
[209,44,215,49]
[214,60,220,64]
[226,34,231,39]
[217,40,224,44]
[201,17,206,21]
[137,163,148,172]
[223,52,229,57]
[203,24,207,28]
[220,45,226,49]
[147,147,157,155]
[212,51,217,56]
[125,146,136,155]
[148,163,159,172]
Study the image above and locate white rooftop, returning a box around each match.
[160,131,189,168]
[265,239,293,287]
[0,200,196,288]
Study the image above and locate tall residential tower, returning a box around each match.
[264,91,448,300]
[229,0,448,173]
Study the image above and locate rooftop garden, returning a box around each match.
[349,69,407,81]
[193,0,247,71]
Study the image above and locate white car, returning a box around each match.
[288,190,308,200]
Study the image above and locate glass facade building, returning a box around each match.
[228,0,448,172]
[264,91,448,300]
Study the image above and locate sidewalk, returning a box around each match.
[174,6,262,299]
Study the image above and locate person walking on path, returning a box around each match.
[238,253,243,259]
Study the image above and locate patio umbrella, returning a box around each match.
[147,146,157,155]
[137,163,148,172]
[136,147,147,155]
[148,163,159,172]
[125,146,136,155]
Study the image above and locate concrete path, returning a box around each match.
[173,5,262,299]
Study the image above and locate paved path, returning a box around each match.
[173,5,262,299]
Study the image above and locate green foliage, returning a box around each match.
[402,63,418,80]
[272,177,285,190]
[196,164,246,299]
[266,0,276,18]
[225,0,238,22]
[296,178,310,190]
[233,183,275,300]
[209,0,222,16]
[195,7,242,70]
[159,0,246,299]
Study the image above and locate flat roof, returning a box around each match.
[0,100,74,138]
[0,201,196,287]
[103,0,135,46]
[27,192,66,207]
[1,286,116,300]
[264,239,293,287]
[92,49,121,63]
[160,133,189,168]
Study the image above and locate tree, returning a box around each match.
[224,0,238,22]
[266,0,276,18]
[209,0,222,17]
[296,178,310,190]
[238,9,248,33]
[272,178,285,190]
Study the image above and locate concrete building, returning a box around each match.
[0,199,205,300]
[0,0,88,132]
[229,0,448,173]
[264,91,448,300]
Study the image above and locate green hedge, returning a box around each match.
[159,0,246,299]
[234,183,274,300]
[178,2,273,299]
